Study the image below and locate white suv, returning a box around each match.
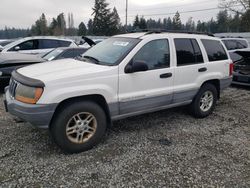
[4,32,233,153]
[1,36,77,55]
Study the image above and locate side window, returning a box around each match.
[133,39,170,70]
[58,40,71,47]
[40,39,60,49]
[10,40,39,51]
[202,39,228,62]
[223,40,237,50]
[75,49,86,56]
[174,38,204,66]
[60,49,75,58]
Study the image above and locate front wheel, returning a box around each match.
[190,83,218,118]
[50,101,107,153]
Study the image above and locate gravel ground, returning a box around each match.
[0,86,249,187]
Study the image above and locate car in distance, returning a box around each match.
[0,47,88,84]
[0,39,16,51]
[221,38,249,52]
[230,50,250,86]
[4,31,232,153]
[0,36,77,55]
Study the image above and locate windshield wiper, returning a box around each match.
[83,55,100,64]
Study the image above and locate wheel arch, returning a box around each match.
[49,94,112,129]
[201,79,220,99]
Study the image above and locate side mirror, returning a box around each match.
[14,46,20,51]
[125,60,149,73]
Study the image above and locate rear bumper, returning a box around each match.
[220,77,232,90]
[232,72,250,86]
[4,89,57,129]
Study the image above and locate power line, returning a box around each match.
[122,5,242,18]
[128,0,218,12]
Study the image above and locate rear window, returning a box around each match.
[223,39,248,50]
[201,39,228,62]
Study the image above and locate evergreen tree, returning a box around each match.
[87,19,94,35]
[217,10,229,32]
[31,13,48,35]
[78,22,87,36]
[139,17,147,29]
[166,17,172,30]
[109,7,122,35]
[172,12,182,30]
[133,15,140,30]
[92,0,111,35]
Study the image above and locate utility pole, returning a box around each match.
[125,0,128,32]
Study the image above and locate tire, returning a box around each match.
[190,83,218,118]
[50,101,107,153]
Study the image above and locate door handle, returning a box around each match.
[160,73,172,78]
[198,67,207,72]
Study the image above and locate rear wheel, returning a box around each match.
[50,101,107,153]
[190,83,218,118]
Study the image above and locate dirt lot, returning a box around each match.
[0,86,249,187]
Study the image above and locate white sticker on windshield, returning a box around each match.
[113,41,129,46]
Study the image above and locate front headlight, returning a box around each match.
[15,83,43,104]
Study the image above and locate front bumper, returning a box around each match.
[4,88,57,129]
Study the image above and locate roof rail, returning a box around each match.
[131,29,214,37]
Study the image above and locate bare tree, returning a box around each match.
[219,0,250,14]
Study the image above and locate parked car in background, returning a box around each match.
[229,50,250,86]
[222,38,250,52]
[0,36,77,55]
[0,39,16,49]
[0,47,88,84]
[4,31,232,153]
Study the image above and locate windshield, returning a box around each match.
[81,37,140,65]
[42,48,64,61]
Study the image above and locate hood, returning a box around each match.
[17,58,116,83]
[0,53,44,65]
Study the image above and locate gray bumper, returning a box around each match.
[4,90,57,129]
[232,72,250,86]
[220,77,232,90]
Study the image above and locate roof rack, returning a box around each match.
[130,29,214,37]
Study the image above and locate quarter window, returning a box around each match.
[202,39,228,61]
[133,39,170,70]
[174,39,204,66]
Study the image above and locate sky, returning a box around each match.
[0,0,221,29]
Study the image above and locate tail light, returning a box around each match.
[229,62,234,76]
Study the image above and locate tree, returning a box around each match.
[133,15,140,30]
[92,0,111,35]
[31,13,48,35]
[240,9,250,31]
[78,22,87,36]
[56,13,66,35]
[139,17,147,29]
[217,10,230,32]
[172,11,182,30]
[87,19,94,35]
[186,17,195,31]
[219,0,250,14]
[108,7,122,35]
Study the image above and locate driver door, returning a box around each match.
[118,39,174,115]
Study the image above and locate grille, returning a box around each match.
[9,78,18,98]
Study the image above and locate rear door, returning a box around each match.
[173,38,206,103]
